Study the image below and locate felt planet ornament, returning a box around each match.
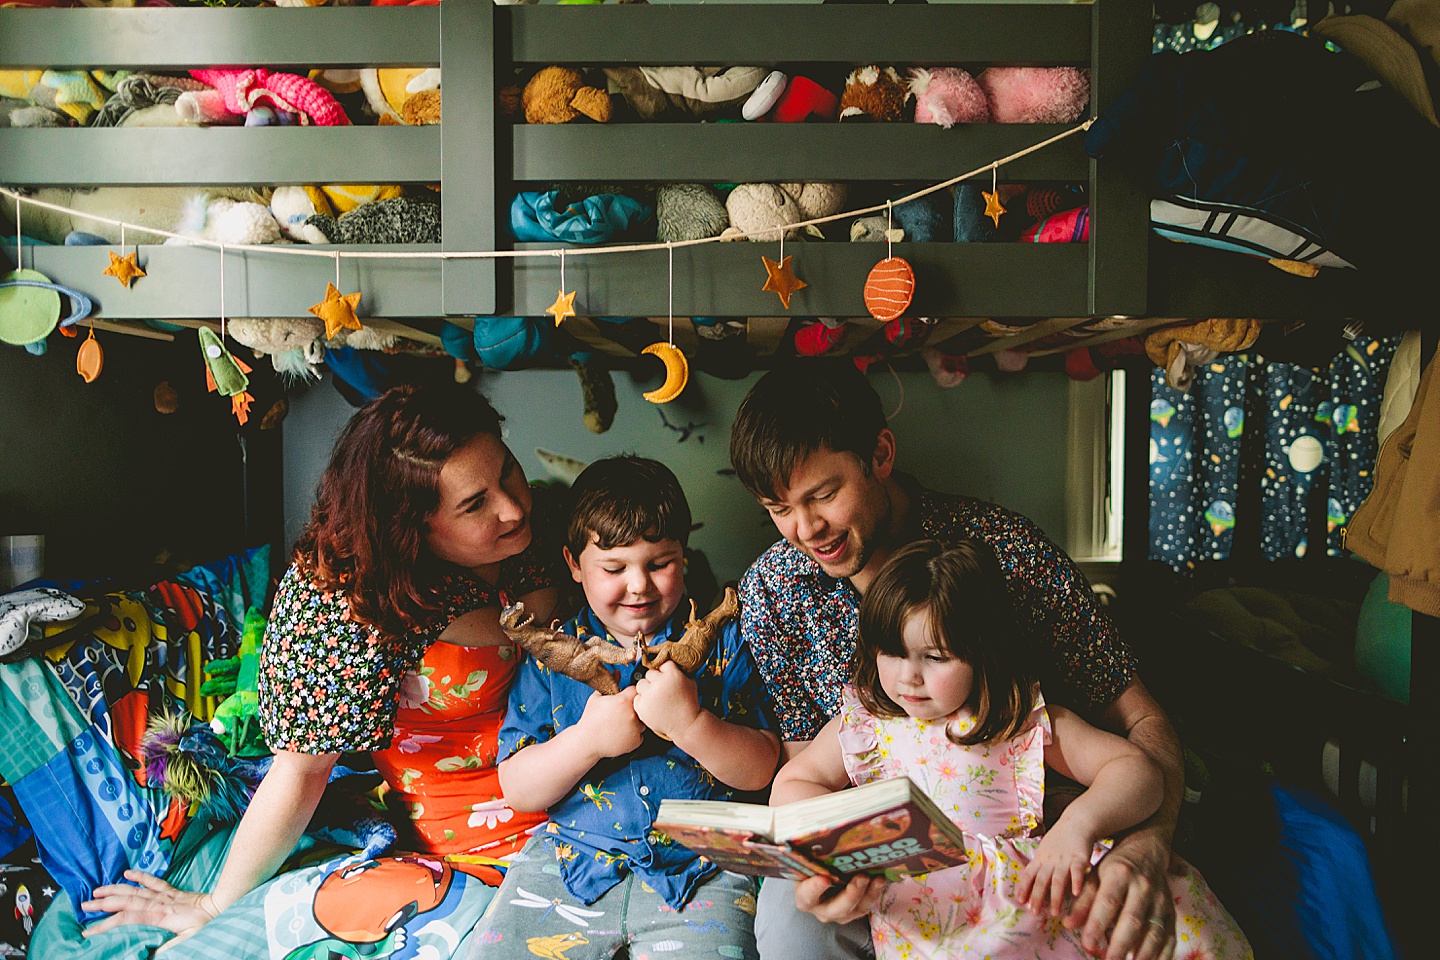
[198,326,255,425]
[863,257,914,322]
[76,325,103,383]
[641,341,689,404]
[0,269,94,345]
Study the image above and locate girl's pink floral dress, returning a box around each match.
[837,685,1252,960]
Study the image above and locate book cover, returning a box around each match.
[654,777,971,881]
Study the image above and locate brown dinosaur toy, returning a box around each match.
[498,586,741,695]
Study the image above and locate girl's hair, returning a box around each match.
[855,539,1038,746]
[293,383,505,639]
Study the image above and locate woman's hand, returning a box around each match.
[81,870,220,948]
[792,874,885,925]
[1017,822,1092,917]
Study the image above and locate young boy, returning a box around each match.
[481,456,780,960]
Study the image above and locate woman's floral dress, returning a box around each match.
[837,685,1253,960]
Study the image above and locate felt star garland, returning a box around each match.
[102,250,145,288]
[982,190,1007,228]
[762,255,807,309]
[546,288,577,327]
[307,282,363,339]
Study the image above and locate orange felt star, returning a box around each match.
[762,255,807,309]
[982,190,1007,228]
[102,250,146,288]
[307,282,363,339]
[546,288,578,327]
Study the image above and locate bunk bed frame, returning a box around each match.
[1,0,1432,945]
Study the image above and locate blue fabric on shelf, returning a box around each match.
[509,190,653,244]
[175,544,271,635]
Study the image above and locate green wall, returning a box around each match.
[284,368,1075,585]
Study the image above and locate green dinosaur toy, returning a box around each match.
[208,607,269,757]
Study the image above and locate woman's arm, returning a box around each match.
[82,749,338,944]
[770,716,850,805]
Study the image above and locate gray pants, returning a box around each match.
[754,877,873,960]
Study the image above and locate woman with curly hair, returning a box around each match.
[83,383,565,947]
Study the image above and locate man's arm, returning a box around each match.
[1067,677,1182,960]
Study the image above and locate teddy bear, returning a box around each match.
[303,196,442,245]
[722,182,848,240]
[522,66,612,124]
[604,66,767,121]
[839,65,911,122]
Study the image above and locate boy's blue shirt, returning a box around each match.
[498,600,773,908]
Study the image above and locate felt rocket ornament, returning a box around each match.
[198,326,254,425]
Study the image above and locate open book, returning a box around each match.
[654,776,971,880]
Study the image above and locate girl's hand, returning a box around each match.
[1017,823,1092,917]
[577,687,646,758]
[793,873,886,925]
[81,870,220,948]
[633,662,702,741]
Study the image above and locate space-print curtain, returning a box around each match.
[1150,336,1397,571]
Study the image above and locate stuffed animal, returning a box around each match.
[722,182,847,240]
[167,196,282,246]
[656,183,729,242]
[908,67,989,127]
[976,67,1089,123]
[523,66,612,124]
[0,69,127,126]
[227,316,326,382]
[839,65,911,122]
[186,68,351,126]
[3,186,269,245]
[359,67,440,125]
[772,75,839,123]
[604,65,766,121]
[92,73,209,128]
[303,196,442,244]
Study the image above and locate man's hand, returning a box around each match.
[577,687,646,758]
[792,874,885,925]
[633,661,702,741]
[81,870,220,950]
[1064,831,1176,960]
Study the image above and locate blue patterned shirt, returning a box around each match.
[740,479,1136,742]
[498,603,773,908]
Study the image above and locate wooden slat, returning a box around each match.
[966,316,1091,357]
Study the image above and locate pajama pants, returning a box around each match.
[473,833,759,960]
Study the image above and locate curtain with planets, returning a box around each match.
[1150,336,1397,571]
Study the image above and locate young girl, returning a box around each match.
[771,539,1252,960]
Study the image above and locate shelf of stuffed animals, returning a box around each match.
[512,123,1087,184]
[0,127,438,187]
[0,7,437,69]
[509,241,1091,319]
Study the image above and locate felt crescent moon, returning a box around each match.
[641,341,689,404]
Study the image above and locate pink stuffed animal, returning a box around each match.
[908,67,989,128]
[976,67,1089,123]
[188,69,350,126]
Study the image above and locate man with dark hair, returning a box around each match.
[733,361,1182,960]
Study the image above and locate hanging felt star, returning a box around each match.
[762,255,807,309]
[546,288,578,327]
[102,250,146,288]
[982,190,1007,228]
[307,282,363,339]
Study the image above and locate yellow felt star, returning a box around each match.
[761,255,807,309]
[546,288,578,327]
[307,282,363,339]
[102,250,146,288]
[982,189,1007,228]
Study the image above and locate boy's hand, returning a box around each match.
[1017,820,1093,917]
[578,687,646,758]
[633,661,702,741]
[794,874,885,925]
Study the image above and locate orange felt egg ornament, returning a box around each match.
[863,256,914,322]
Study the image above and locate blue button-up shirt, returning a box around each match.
[498,603,773,908]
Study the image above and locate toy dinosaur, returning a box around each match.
[499,604,638,696]
[499,586,741,695]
